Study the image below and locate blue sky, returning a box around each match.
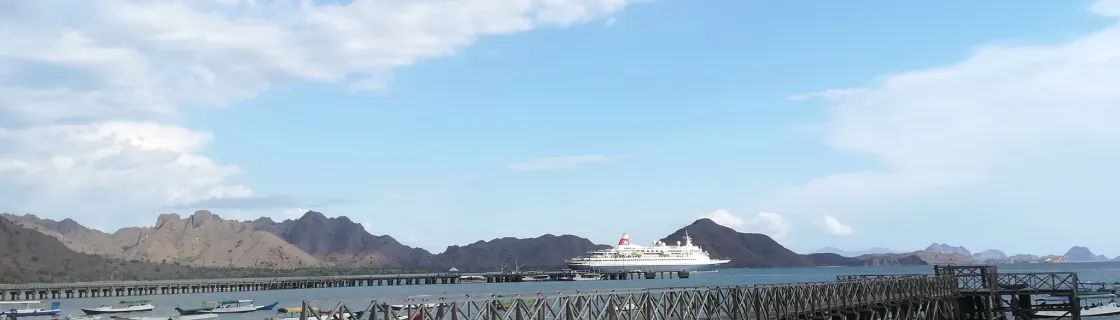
[3,0,1120,257]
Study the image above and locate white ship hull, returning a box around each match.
[566,232,730,273]
[567,263,722,272]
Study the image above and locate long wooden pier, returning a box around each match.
[298,266,1085,320]
[0,265,1088,320]
[0,270,686,300]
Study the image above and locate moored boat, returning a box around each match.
[0,301,62,317]
[265,307,363,320]
[66,316,102,320]
[81,300,154,315]
[518,274,551,282]
[201,300,277,314]
[560,272,602,281]
[1035,294,1120,317]
[174,302,217,315]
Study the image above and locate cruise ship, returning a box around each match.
[565,232,731,272]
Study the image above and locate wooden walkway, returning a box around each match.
[301,275,962,320]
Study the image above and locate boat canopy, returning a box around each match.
[218,300,252,304]
[121,300,151,304]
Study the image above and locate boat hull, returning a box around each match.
[2,309,61,317]
[565,263,720,273]
[81,306,155,315]
[174,308,213,316]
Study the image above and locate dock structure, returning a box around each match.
[0,270,687,300]
[300,265,1084,320]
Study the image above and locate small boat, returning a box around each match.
[0,301,62,317]
[66,316,102,320]
[265,307,364,320]
[110,314,217,320]
[519,275,550,282]
[560,272,602,281]
[457,275,486,283]
[200,300,277,314]
[81,300,154,315]
[174,302,218,316]
[1035,294,1120,317]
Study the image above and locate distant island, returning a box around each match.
[811,243,1117,265]
[1,210,1114,284]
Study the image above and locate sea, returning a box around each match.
[45,262,1120,320]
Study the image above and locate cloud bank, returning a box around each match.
[777,0,1120,219]
[0,0,643,223]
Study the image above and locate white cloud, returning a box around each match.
[0,0,645,223]
[701,209,744,228]
[282,208,309,220]
[506,155,625,172]
[777,0,1120,213]
[822,215,853,235]
[701,210,790,239]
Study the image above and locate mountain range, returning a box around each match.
[812,243,1118,264]
[6,209,1115,284]
[0,210,960,283]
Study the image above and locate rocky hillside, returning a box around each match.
[430,235,612,271]
[925,243,972,256]
[659,218,875,268]
[0,216,198,283]
[2,213,125,256]
[971,249,1007,261]
[250,211,430,268]
[252,210,613,271]
[5,211,322,269]
[1063,246,1110,262]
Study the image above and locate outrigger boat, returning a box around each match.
[81,300,154,315]
[205,300,277,314]
[1035,294,1120,317]
[265,307,364,320]
[0,301,61,317]
[176,300,277,315]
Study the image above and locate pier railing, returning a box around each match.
[300,276,960,320]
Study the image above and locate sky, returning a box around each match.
[2,0,1120,257]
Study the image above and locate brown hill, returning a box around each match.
[6,211,322,269]
[2,213,125,256]
[0,216,199,283]
[254,211,610,271]
[252,211,433,268]
[430,234,612,271]
[660,218,866,268]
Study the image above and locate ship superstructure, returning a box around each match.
[565,232,731,272]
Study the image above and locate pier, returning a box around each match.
[0,265,1088,320]
[0,270,687,300]
[296,265,1085,320]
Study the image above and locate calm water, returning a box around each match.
[46,262,1120,320]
